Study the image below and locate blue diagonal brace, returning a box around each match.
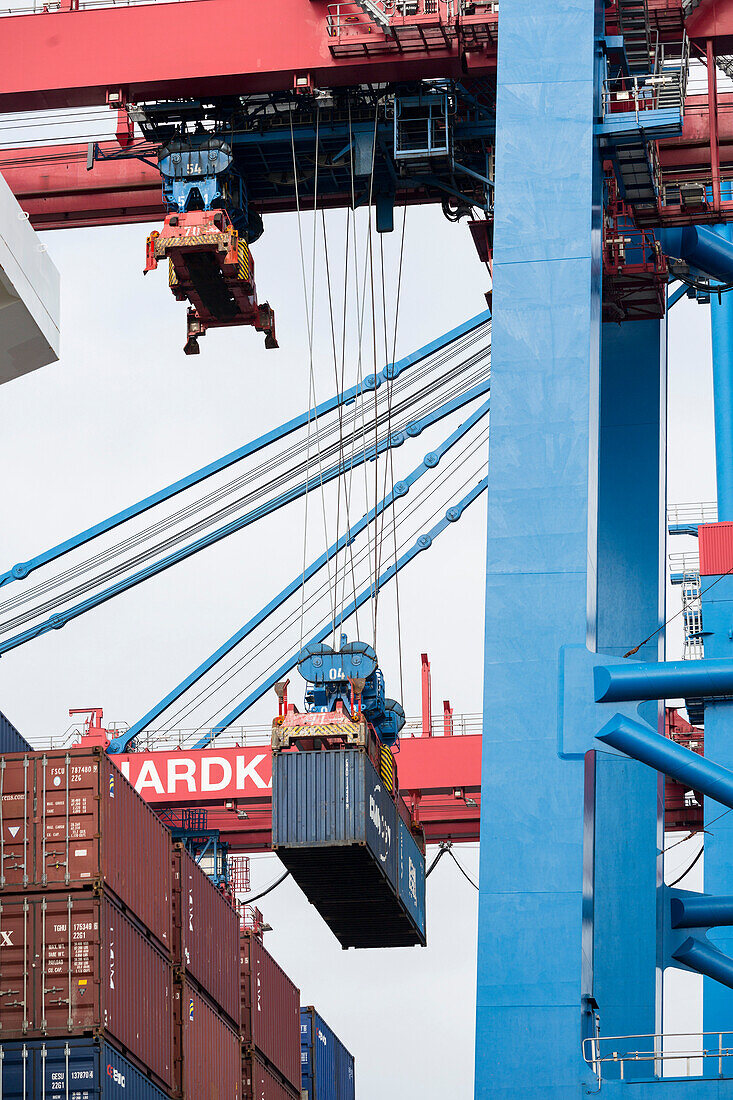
[112,399,490,750]
[189,475,489,747]
[0,310,490,589]
[0,379,490,660]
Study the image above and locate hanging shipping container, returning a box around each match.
[272,749,425,947]
[240,930,300,1091]
[0,710,32,754]
[300,1007,355,1100]
[0,748,173,952]
[173,843,240,1024]
[178,980,241,1099]
[0,1038,170,1100]
[0,894,175,1090]
[242,1049,299,1100]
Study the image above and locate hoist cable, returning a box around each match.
[150,424,490,736]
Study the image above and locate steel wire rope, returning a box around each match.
[153,430,490,737]
[189,442,490,737]
[0,355,491,634]
[151,426,490,737]
[321,206,362,642]
[150,426,490,738]
[0,334,491,617]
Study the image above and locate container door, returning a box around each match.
[0,1040,34,1098]
[0,754,32,891]
[37,753,101,889]
[0,897,33,1035]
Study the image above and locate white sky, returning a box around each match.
[0,202,716,1093]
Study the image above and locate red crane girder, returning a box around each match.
[115,734,482,851]
[0,0,495,113]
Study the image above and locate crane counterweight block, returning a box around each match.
[144,209,277,355]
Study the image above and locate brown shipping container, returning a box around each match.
[178,981,240,1099]
[0,893,174,1088]
[242,1051,299,1100]
[173,844,240,1023]
[240,931,300,1092]
[0,748,172,952]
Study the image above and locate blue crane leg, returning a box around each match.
[474,0,602,1088]
[710,223,733,522]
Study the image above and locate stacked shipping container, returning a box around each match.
[240,929,301,1100]
[0,748,242,1098]
[300,1007,355,1100]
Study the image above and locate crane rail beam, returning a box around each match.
[0,0,494,113]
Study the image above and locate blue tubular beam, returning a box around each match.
[0,379,490,661]
[671,895,733,929]
[596,713,733,808]
[0,310,490,589]
[187,475,489,747]
[660,225,733,284]
[115,399,490,749]
[594,658,733,703]
[673,937,733,990]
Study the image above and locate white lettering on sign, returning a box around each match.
[236,753,269,790]
[167,758,196,793]
[0,931,13,946]
[201,757,232,792]
[118,751,272,798]
[135,760,165,795]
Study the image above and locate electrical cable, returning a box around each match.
[667,842,705,886]
[240,870,291,903]
[448,846,480,890]
[623,559,733,659]
[426,842,450,877]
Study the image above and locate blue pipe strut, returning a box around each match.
[179,475,489,750]
[660,225,733,285]
[117,399,490,748]
[594,657,733,703]
[673,937,733,990]
[671,895,733,929]
[710,223,733,520]
[0,309,490,590]
[0,379,490,661]
[596,713,733,809]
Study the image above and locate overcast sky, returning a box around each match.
[0,201,715,1093]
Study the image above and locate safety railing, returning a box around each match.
[583,1031,733,1085]
[669,550,700,575]
[0,0,206,16]
[602,41,689,121]
[668,501,718,525]
[325,0,454,36]
[131,710,483,751]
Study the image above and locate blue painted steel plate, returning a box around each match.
[398,817,426,940]
[0,1038,169,1099]
[300,1006,355,1100]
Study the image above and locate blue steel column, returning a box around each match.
[710,223,733,522]
[587,321,666,1069]
[474,0,602,1091]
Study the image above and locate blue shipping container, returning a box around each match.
[397,817,426,942]
[273,749,425,947]
[300,1006,355,1100]
[0,710,32,754]
[0,1038,169,1099]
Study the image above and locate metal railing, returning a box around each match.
[25,710,482,753]
[667,501,718,526]
[602,40,689,121]
[669,550,700,575]
[325,0,458,36]
[0,0,205,15]
[583,1031,733,1085]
